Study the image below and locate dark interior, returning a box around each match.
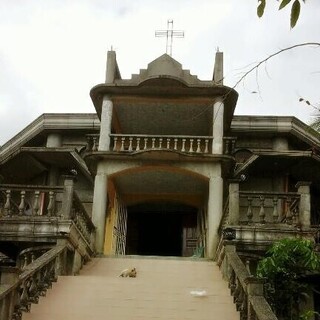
[126,202,197,257]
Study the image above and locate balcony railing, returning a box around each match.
[239,191,300,225]
[0,185,64,217]
[110,134,212,154]
[0,182,95,249]
[86,133,237,155]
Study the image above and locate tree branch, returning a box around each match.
[233,42,320,90]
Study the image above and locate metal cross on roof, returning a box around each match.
[155,20,184,57]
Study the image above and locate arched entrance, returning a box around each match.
[104,166,208,257]
[126,202,198,257]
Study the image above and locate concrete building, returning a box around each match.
[0,51,319,319]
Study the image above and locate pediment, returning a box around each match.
[126,54,208,86]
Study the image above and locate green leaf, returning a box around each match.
[279,0,292,10]
[257,0,266,18]
[291,0,301,28]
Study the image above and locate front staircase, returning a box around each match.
[23,256,239,320]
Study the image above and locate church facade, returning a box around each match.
[0,51,320,317]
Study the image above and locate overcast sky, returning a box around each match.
[0,0,320,145]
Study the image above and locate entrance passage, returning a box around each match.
[126,203,197,257]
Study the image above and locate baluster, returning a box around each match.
[259,196,266,223]
[166,138,171,149]
[128,137,133,151]
[158,138,163,149]
[28,274,39,303]
[272,197,279,222]
[181,139,186,152]
[196,139,201,153]
[18,191,26,215]
[86,136,91,151]
[229,269,236,295]
[225,139,230,154]
[204,139,209,153]
[33,191,40,216]
[144,138,148,150]
[247,302,255,320]
[47,191,55,216]
[20,280,31,312]
[234,279,242,309]
[231,139,236,154]
[92,136,98,151]
[238,288,247,320]
[246,197,253,224]
[136,138,141,151]
[189,139,194,153]
[4,190,11,216]
[174,138,178,150]
[285,197,293,224]
[246,260,251,275]
[31,252,35,263]
[120,137,125,151]
[113,137,118,151]
[292,202,298,225]
[22,254,28,269]
[151,138,156,149]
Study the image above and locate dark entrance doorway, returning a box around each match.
[126,203,197,257]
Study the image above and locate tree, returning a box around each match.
[257,0,306,28]
[257,238,320,320]
[299,98,320,132]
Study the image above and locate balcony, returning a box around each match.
[0,178,95,257]
[220,182,317,249]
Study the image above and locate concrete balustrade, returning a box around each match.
[86,133,237,155]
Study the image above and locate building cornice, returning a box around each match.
[0,113,99,164]
[231,115,320,147]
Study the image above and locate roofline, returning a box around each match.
[0,113,100,163]
[231,115,320,148]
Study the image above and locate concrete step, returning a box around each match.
[23,256,239,320]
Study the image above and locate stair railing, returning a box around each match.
[71,192,95,246]
[220,245,278,320]
[0,245,66,320]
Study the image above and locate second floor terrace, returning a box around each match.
[0,177,95,261]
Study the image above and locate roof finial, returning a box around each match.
[155,20,184,56]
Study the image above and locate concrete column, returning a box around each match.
[213,51,223,85]
[245,277,265,296]
[105,50,117,83]
[61,175,75,219]
[296,181,311,228]
[98,96,113,151]
[207,165,223,258]
[92,164,108,253]
[228,180,240,225]
[46,133,62,148]
[212,99,224,154]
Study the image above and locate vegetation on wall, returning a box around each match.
[257,238,320,320]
